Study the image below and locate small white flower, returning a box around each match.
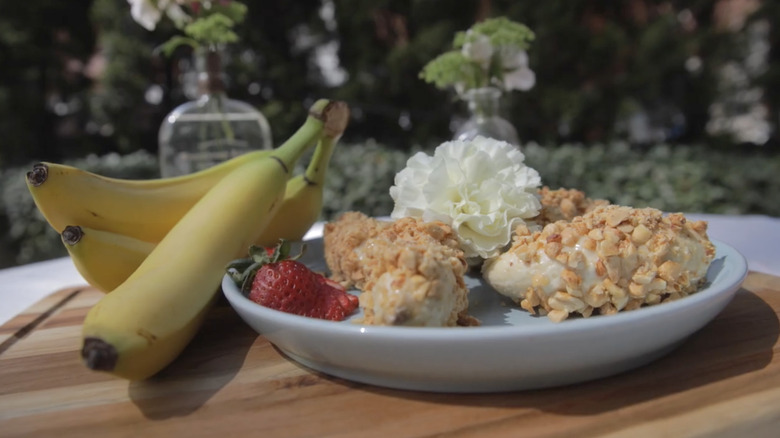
[503,66,536,91]
[128,0,188,31]
[127,0,162,31]
[461,32,494,67]
[164,2,189,27]
[498,47,529,70]
[390,136,542,259]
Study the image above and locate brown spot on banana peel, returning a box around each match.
[136,328,158,345]
[26,163,49,187]
[61,225,85,246]
[81,337,119,372]
[267,198,279,213]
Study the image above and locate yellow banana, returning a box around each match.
[56,126,346,292]
[254,126,343,246]
[61,225,156,293]
[26,144,274,242]
[79,100,349,380]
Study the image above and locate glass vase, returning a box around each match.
[453,87,520,146]
[158,48,273,177]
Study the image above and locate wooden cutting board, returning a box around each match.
[1,272,779,437]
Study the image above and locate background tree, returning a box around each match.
[1,0,770,168]
[0,0,96,166]
[1,0,778,269]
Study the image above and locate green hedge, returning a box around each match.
[324,141,780,218]
[1,142,778,268]
[0,152,159,268]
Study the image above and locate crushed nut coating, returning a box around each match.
[534,187,610,226]
[483,205,716,322]
[324,212,475,327]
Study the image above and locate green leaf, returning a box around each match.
[154,35,199,57]
[208,2,248,24]
[471,17,535,49]
[184,13,240,46]
[419,50,486,90]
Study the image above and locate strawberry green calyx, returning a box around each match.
[226,239,305,294]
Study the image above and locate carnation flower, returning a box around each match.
[389,136,542,259]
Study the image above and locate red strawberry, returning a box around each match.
[248,260,320,316]
[229,240,358,321]
[315,277,360,321]
[247,259,358,321]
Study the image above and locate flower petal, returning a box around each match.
[504,67,536,91]
[128,0,162,31]
[389,136,542,259]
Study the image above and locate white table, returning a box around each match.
[1,215,777,327]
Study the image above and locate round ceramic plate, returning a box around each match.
[222,238,747,393]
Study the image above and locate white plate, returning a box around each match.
[222,238,747,393]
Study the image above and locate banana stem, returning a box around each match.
[317,100,350,141]
[304,135,338,187]
[271,100,349,173]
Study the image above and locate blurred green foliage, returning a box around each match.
[3,0,779,169]
[2,141,777,268]
[1,1,780,268]
[0,152,159,268]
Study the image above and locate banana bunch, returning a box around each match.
[28,103,346,293]
[26,99,349,380]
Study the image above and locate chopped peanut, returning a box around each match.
[483,204,716,322]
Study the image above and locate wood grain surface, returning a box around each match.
[0,272,778,438]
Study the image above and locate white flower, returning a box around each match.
[503,66,536,91]
[164,2,189,27]
[127,0,187,31]
[498,47,529,70]
[453,81,467,96]
[127,0,162,31]
[461,32,494,67]
[390,136,542,259]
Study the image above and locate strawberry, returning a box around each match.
[227,240,358,321]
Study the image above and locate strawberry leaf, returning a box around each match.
[225,239,306,293]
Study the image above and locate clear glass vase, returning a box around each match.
[453,87,520,146]
[158,48,273,177]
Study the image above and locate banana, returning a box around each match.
[79,100,349,380]
[254,126,343,246]
[61,226,156,293]
[62,133,343,291]
[26,144,275,242]
[55,124,347,292]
